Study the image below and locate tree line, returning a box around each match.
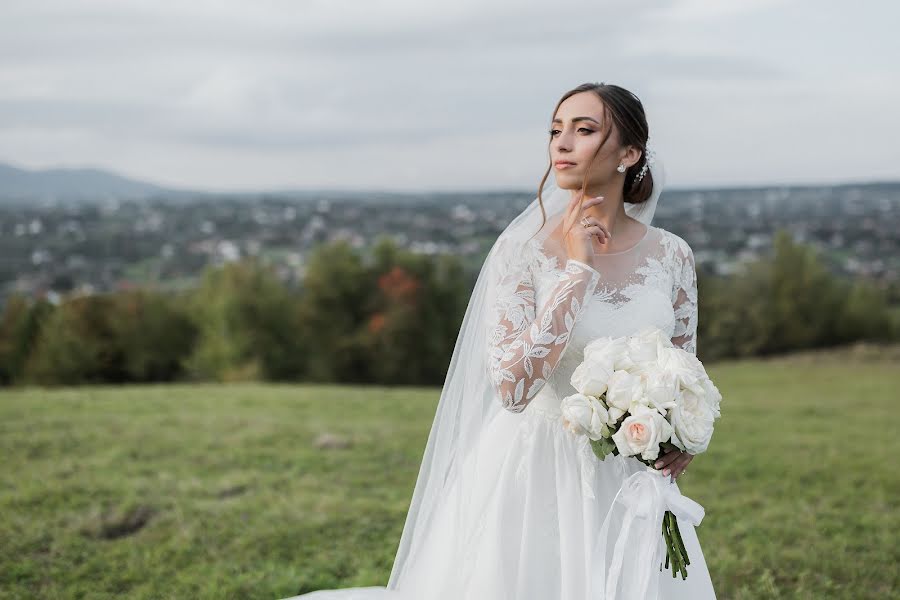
[1,230,897,387]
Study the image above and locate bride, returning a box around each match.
[284,82,717,599]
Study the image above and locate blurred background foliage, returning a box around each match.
[2,228,897,387]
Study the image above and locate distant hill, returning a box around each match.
[2,160,898,205]
[0,162,523,205]
[0,162,436,204]
[0,162,198,203]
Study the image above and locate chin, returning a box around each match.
[554,174,582,190]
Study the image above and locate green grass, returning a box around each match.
[1,344,898,599]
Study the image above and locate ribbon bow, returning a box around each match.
[591,465,705,599]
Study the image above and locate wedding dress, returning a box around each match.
[283,162,717,599]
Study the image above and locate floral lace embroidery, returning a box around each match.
[486,228,698,413]
[486,239,602,413]
[526,227,698,353]
[531,228,667,308]
[666,234,699,355]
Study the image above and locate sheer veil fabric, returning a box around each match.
[282,157,717,599]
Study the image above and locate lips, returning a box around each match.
[555,161,576,169]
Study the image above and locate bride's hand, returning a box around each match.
[562,191,611,264]
[654,448,694,482]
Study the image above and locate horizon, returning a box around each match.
[2,159,899,198]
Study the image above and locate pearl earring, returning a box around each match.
[616,164,626,173]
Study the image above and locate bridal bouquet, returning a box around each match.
[559,326,722,582]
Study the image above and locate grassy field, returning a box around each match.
[1,343,898,599]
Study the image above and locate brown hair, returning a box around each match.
[528,82,653,241]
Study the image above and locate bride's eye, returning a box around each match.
[549,128,595,136]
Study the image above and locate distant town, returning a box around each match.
[1,163,897,306]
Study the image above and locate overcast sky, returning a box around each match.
[1,0,897,193]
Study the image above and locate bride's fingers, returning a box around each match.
[570,190,585,208]
[569,193,602,216]
[672,455,694,479]
[579,197,606,226]
[581,195,606,213]
[563,195,583,232]
[583,226,609,243]
[580,216,611,240]
[654,449,680,470]
[565,191,584,221]
[566,193,604,231]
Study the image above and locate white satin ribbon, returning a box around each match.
[591,465,705,599]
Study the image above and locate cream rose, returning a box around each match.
[560,393,611,441]
[611,404,673,461]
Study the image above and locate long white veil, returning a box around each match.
[386,156,666,590]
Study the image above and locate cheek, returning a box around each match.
[586,144,612,164]
[575,144,609,168]
[576,141,598,160]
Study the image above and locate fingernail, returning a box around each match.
[663,469,670,476]
[655,461,662,468]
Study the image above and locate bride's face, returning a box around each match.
[549,91,633,191]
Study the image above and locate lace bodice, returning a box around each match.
[486,224,698,414]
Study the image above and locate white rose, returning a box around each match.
[625,326,673,367]
[635,326,675,351]
[657,346,707,387]
[560,393,611,441]
[569,354,615,397]
[701,377,722,419]
[604,369,645,423]
[583,336,633,372]
[640,366,679,417]
[669,380,715,454]
[611,404,673,461]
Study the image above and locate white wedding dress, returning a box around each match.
[284,222,717,600]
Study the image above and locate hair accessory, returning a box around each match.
[633,144,656,185]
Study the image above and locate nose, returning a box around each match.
[554,131,573,152]
[554,138,572,153]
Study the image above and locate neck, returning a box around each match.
[569,185,631,236]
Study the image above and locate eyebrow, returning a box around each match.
[551,116,601,126]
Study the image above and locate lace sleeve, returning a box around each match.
[670,240,699,355]
[486,245,601,413]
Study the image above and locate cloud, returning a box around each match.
[0,0,895,190]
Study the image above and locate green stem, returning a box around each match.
[668,511,689,579]
[661,515,669,571]
[662,512,673,572]
[664,511,681,578]
[661,511,670,572]
[670,511,690,568]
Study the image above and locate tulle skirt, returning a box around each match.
[284,395,717,600]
